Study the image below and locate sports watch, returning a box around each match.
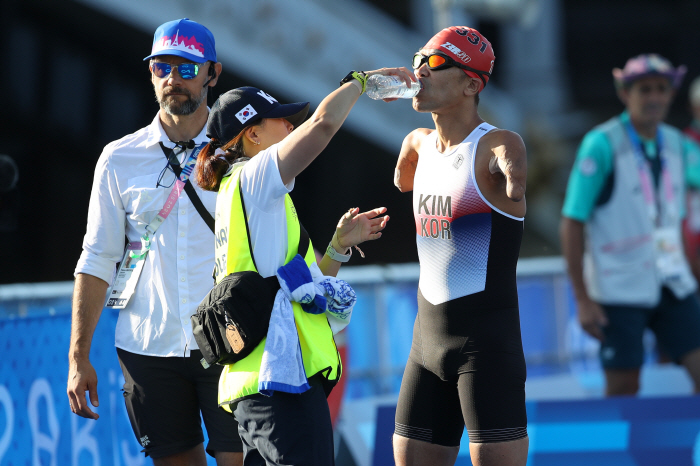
[325,240,352,263]
[339,71,368,95]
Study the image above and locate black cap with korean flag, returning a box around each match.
[206,87,309,143]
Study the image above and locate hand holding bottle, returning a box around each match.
[366,75,422,100]
[360,67,420,101]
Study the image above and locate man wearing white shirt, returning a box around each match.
[67,18,242,466]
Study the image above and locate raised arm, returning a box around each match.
[277,68,417,185]
[318,206,390,277]
[487,130,527,202]
[394,128,432,192]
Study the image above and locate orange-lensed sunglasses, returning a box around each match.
[412,52,490,85]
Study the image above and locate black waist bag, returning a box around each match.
[190,177,310,367]
[191,271,280,366]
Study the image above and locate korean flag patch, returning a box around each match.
[236,105,258,124]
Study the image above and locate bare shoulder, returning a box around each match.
[395,128,434,192]
[413,127,434,137]
[477,128,527,206]
[404,127,434,151]
[480,128,526,153]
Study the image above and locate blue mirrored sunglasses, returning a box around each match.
[150,62,200,80]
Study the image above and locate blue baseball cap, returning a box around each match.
[144,18,216,63]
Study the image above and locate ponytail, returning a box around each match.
[196,133,247,191]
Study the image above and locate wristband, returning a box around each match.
[339,71,368,95]
[326,241,351,263]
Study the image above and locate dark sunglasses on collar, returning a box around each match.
[150,62,201,80]
[412,52,490,85]
[155,141,194,188]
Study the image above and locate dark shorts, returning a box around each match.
[117,348,243,459]
[395,355,527,446]
[600,287,700,369]
[233,376,334,466]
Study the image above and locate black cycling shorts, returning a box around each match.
[117,348,243,458]
[395,349,527,445]
[395,288,528,446]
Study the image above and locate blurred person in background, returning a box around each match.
[67,18,243,466]
[560,54,700,397]
[392,26,528,466]
[196,70,399,464]
[683,76,700,144]
[682,76,700,284]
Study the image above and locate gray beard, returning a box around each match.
[157,86,208,116]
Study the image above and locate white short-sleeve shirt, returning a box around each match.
[235,144,296,278]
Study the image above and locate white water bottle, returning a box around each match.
[365,75,422,100]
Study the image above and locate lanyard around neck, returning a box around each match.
[624,121,675,225]
[131,142,205,258]
[147,142,205,235]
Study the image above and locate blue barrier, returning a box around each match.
[0,307,151,466]
[0,258,685,465]
[372,396,700,466]
[0,283,221,466]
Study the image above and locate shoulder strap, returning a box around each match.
[298,223,310,260]
[237,177,309,269]
[159,143,215,233]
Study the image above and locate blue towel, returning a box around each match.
[258,255,356,396]
[276,255,327,314]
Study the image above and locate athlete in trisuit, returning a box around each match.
[392,26,529,466]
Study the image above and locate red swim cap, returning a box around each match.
[423,26,495,92]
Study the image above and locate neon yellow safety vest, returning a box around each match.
[215,165,341,411]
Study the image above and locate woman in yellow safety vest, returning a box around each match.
[195,66,414,465]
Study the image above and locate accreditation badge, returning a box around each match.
[105,241,148,309]
[654,227,685,281]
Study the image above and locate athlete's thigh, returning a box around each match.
[395,358,465,447]
[457,350,527,443]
